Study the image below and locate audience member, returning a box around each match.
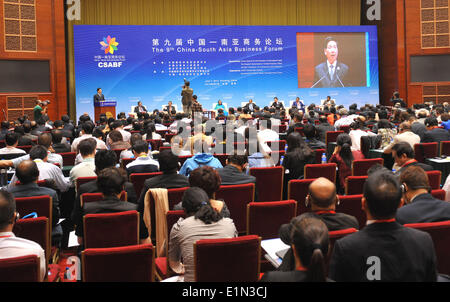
[69,138,97,188]
[0,132,26,155]
[125,140,159,175]
[51,129,71,153]
[303,124,326,150]
[391,142,433,174]
[108,130,131,150]
[179,153,222,177]
[422,116,450,144]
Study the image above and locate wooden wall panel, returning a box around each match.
[0,0,67,122]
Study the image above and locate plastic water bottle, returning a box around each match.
[321,153,327,164]
[148,142,152,153]
[280,156,284,165]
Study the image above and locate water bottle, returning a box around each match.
[280,156,284,165]
[321,153,327,164]
[148,142,152,153]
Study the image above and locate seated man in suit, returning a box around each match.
[75,167,137,245]
[278,177,359,271]
[422,116,450,144]
[270,97,284,111]
[391,142,433,175]
[163,101,177,116]
[303,124,326,150]
[291,97,305,112]
[313,37,349,88]
[134,101,148,118]
[244,99,257,113]
[217,154,256,186]
[286,113,304,137]
[51,129,71,154]
[397,166,450,224]
[329,170,438,282]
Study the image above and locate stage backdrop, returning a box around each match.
[73,25,379,119]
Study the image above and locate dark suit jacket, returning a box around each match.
[277,211,359,272]
[411,122,427,141]
[306,138,326,150]
[395,161,433,175]
[260,270,317,282]
[422,128,450,144]
[243,103,257,112]
[93,93,105,103]
[316,123,336,142]
[18,137,33,146]
[134,105,148,114]
[9,183,60,228]
[217,165,256,186]
[396,193,450,225]
[329,221,437,282]
[313,61,349,88]
[53,142,71,154]
[286,122,304,136]
[163,105,176,115]
[271,102,284,111]
[75,195,137,236]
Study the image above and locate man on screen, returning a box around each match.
[312,37,349,88]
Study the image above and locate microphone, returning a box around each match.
[311,75,327,88]
[336,67,345,88]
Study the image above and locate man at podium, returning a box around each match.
[94,88,105,103]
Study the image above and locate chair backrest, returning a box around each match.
[83,210,139,249]
[82,244,155,282]
[295,127,304,136]
[59,152,76,166]
[352,158,384,176]
[112,149,127,163]
[266,140,286,151]
[80,191,127,206]
[0,255,40,282]
[325,131,344,146]
[214,153,229,167]
[159,146,172,153]
[345,176,368,195]
[440,141,450,156]
[339,125,350,134]
[404,220,450,275]
[414,143,438,163]
[147,139,162,151]
[288,179,314,215]
[13,217,49,264]
[277,124,287,133]
[431,189,446,201]
[327,228,358,272]
[426,170,442,190]
[247,200,297,240]
[304,163,337,183]
[215,183,255,233]
[314,149,327,164]
[178,155,193,167]
[17,145,32,153]
[249,166,284,202]
[121,157,135,169]
[14,195,52,227]
[336,195,366,229]
[129,172,163,197]
[194,235,261,282]
[76,176,98,192]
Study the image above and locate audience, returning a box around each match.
[329,170,437,281]
[422,116,450,144]
[69,138,97,188]
[108,130,131,150]
[125,140,159,175]
[0,132,26,155]
[51,129,71,153]
[179,153,222,177]
[391,142,433,174]
[303,124,326,150]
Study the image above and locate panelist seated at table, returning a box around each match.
[133,101,148,115]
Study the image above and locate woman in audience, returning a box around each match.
[377,119,397,149]
[329,133,365,194]
[168,187,237,282]
[143,122,162,140]
[260,214,329,282]
[282,132,315,198]
[174,166,230,217]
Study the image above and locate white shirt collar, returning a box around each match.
[327,60,337,71]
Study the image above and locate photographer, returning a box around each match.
[33,100,49,121]
[181,79,193,117]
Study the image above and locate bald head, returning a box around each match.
[309,177,337,209]
[16,160,39,185]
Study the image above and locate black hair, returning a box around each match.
[377,119,392,129]
[51,129,63,144]
[158,150,179,173]
[286,132,314,162]
[363,170,402,219]
[95,150,117,173]
[29,145,48,160]
[391,142,414,159]
[16,160,39,184]
[97,167,126,196]
[336,133,353,169]
[92,128,105,140]
[303,124,317,139]
[5,132,19,146]
[290,214,329,282]
[132,140,148,154]
[324,36,337,49]
[53,120,63,129]
[1,121,10,129]
[181,187,222,224]
[0,190,16,230]
[425,117,438,127]
[227,154,248,167]
[78,138,97,157]
[81,121,94,134]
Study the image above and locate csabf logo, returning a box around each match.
[100,36,119,54]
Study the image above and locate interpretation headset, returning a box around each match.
[305,194,340,208]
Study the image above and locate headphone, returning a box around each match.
[401,183,431,194]
[305,195,340,208]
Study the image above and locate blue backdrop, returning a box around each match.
[74,25,379,119]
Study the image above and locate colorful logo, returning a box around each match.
[100,35,119,54]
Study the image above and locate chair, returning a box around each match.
[194,235,261,282]
[0,255,40,282]
[13,217,50,264]
[414,143,438,163]
[80,191,127,206]
[294,127,304,136]
[178,155,193,167]
[121,157,135,169]
[314,148,327,164]
[336,195,366,229]
[249,166,284,202]
[83,210,139,249]
[288,179,314,215]
[327,228,358,271]
[431,189,446,201]
[147,139,162,151]
[277,124,287,133]
[440,141,450,156]
[17,145,32,153]
[76,176,97,192]
[215,183,255,233]
[155,210,186,280]
[345,176,368,195]
[112,149,127,163]
[325,131,344,146]
[304,163,337,183]
[159,146,172,153]
[59,152,76,167]
[404,220,450,275]
[426,170,442,190]
[82,244,155,282]
[129,172,163,197]
[15,195,52,228]
[339,125,350,134]
[352,158,384,176]
[214,153,229,167]
[247,200,297,240]
[267,140,286,151]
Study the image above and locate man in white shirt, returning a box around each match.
[125,140,159,176]
[0,190,46,281]
[106,121,131,146]
[334,108,359,130]
[69,138,97,189]
[9,146,70,192]
[257,119,279,153]
[349,121,376,152]
[383,122,420,154]
[0,132,26,155]
[72,121,107,152]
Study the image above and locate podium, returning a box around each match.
[94,100,116,121]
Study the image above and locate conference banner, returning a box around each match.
[73,25,379,119]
